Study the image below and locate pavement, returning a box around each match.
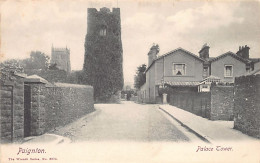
[159,104,259,144]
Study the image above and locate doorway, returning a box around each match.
[24,85,31,137]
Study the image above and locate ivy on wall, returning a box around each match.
[83,9,124,102]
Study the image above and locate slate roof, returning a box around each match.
[248,69,260,75]
[209,51,250,64]
[249,58,260,63]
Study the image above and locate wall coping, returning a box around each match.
[24,74,48,84]
[54,82,93,88]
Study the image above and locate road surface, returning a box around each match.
[53,101,201,142]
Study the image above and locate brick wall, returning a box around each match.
[210,86,234,120]
[43,83,94,132]
[234,75,260,139]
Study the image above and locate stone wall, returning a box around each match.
[43,83,94,132]
[29,84,46,136]
[234,75,260,139]
[210,86,234,120]
[0,74,25,143]
[0,85,13,143]
[1,73,94,143]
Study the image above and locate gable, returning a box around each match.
[145,48,204,73]
[210,52,248,64]
[163,48,204,63]
[159,48,205,62]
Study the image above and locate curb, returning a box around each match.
[159,106,211,144]
[22,134,71,144]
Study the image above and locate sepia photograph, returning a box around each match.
[0,0,260,162]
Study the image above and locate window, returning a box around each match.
[224,65,233,77]
[99,28,107,36]
[202,85,208,88]
[173,63,186,75]
[199,84,210,92]
[203,66,209,77]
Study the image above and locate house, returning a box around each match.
[140,44,259,104]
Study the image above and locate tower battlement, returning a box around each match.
[52,47,70,52]
[87,7,120,15]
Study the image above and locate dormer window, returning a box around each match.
[99,26,107,36]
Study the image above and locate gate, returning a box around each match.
[24,85,31,137]
[169,90,211,119]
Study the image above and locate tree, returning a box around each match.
[23,51,50,70]
[134,64,146,89]
[0,59,24,83]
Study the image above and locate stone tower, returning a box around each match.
[83,7,123,102]
[51,46,71,73]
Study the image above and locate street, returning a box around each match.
[53,101,202,142]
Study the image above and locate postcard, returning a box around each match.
[0,0,260,162]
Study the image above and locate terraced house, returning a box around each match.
[139,44,260,120]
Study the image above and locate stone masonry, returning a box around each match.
[1,74,94,143]
[210,86,234,121]
[234,74,260,138]
[0,73,25,143]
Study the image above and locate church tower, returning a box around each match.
[83,7,123,102]
[51,45,71,73]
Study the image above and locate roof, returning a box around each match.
[24,75,48,84]
[158,81,200,87]
[202,75,221,82]
[248,69,260,75]
[249,58,260,63]
[209,51,250,64]
[146,47,205,73]
[200,75,221,84]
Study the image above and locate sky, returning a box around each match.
[1,0,260,85]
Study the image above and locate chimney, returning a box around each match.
[236,45,250,59]
[148,44,159,66]
[199,43,210,59]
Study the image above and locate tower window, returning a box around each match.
[99,28,107,36]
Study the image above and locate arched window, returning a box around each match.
[99,26,107,36]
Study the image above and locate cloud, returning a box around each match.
[166,3,243,34]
